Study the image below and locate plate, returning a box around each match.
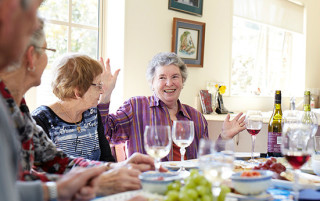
[271,172,320,190]
[235,152,260,160]
[94,190,164,201]
[161,160,198,170]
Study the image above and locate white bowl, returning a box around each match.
[231,170,273,195]
[139,172,181,195]
[312,155,320,176]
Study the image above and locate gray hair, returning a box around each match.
[28,17,45,54]
[6,16,45,72]
[146,52,188,85]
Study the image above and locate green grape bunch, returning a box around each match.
[164,169,230,201]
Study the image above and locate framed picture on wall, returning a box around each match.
[168,0,203,16]
[172,17,205,67]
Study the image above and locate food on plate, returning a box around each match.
[280,171,320,184]
[253,157,286,179]
[169,163,178,166]
[240,171,261,177]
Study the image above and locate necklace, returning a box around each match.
[58,102,81,133]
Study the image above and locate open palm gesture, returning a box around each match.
[99,57,120,104]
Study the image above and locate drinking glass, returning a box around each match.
[198,139,234,201]
[245,110,263,162]
[172,120,195,177]
[144,125,172,172]
[282,110,313,201]
[314,136,320,154]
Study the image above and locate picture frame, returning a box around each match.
[172,17,205,67]
[168,0,203,16]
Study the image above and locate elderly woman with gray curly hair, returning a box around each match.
[98,52,246,161]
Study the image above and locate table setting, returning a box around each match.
[94,117,320,201]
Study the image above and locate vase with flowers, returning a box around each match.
[214,83,229,114]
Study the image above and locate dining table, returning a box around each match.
[93,152,320,201]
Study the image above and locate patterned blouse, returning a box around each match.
[32,105,114,162]
[98,93,209,161]
[0,80,103,181]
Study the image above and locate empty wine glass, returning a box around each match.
[198,139,234,201]
[144,125,172,172]
[282,110,314,201]
[245,110,263,162]
[172,120,194,177]
[302,110,318,137]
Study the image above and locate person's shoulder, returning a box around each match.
[181,103,205,118]
[32,105,51,115]
[31,106,56,121]
[84,107,98,117]
[181,103,201,113]
[126,96,150,103]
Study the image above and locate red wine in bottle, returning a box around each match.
[268,90,282,157]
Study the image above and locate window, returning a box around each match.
[35,0,101,106]
[231,0,305,97]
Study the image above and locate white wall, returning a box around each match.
[111,0,320,113]
[25,0,320,113]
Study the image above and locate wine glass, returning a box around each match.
[144,125,172,172]
[172,120,195,177]
[303,110,318,137]
[198,139,234,201]
[282,110,314,201]
[245,110,263,162]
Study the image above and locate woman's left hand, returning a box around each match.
[221,112,246,140]
[99,57,120,104]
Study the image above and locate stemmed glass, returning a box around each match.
[172,120,195,177]
[144,125,172,172]
[198,139,234,201]
[281,110,314,201]
[245,110,263,162]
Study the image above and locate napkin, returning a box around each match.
[299,189,320,201]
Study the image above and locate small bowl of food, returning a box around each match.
[139,171,181,195]
[231,170,273,195]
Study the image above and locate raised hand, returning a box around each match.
[221,112,246,140]
[99,57,120,104]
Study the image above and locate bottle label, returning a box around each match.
[268,132,282,153]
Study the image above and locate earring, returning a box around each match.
[27,66,36,72]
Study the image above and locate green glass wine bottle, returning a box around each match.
[302,90,312,122]
[268,90,282,157]
[302,90,318,137]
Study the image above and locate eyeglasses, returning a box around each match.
[34,46,57,53]
[91,83,103,90]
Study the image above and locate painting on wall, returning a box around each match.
[168,0,203,16]
[172,17,205,67]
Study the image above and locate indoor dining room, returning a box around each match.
[2,0,320,201]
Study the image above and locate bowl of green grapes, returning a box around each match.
[165,169,231,201]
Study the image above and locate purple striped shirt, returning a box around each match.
[98,94,208,161]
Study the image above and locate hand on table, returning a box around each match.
[115,152,168,172]
[221,112,246,140]
[55,165,105,201]
[96,167,141,196]
[127,195,148,201]
[98,57,120,104]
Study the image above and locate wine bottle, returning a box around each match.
[268,90,282,157]
[303,90,311,114]
[302,90,318,137]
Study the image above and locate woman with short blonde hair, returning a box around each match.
[33,53,115,162]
